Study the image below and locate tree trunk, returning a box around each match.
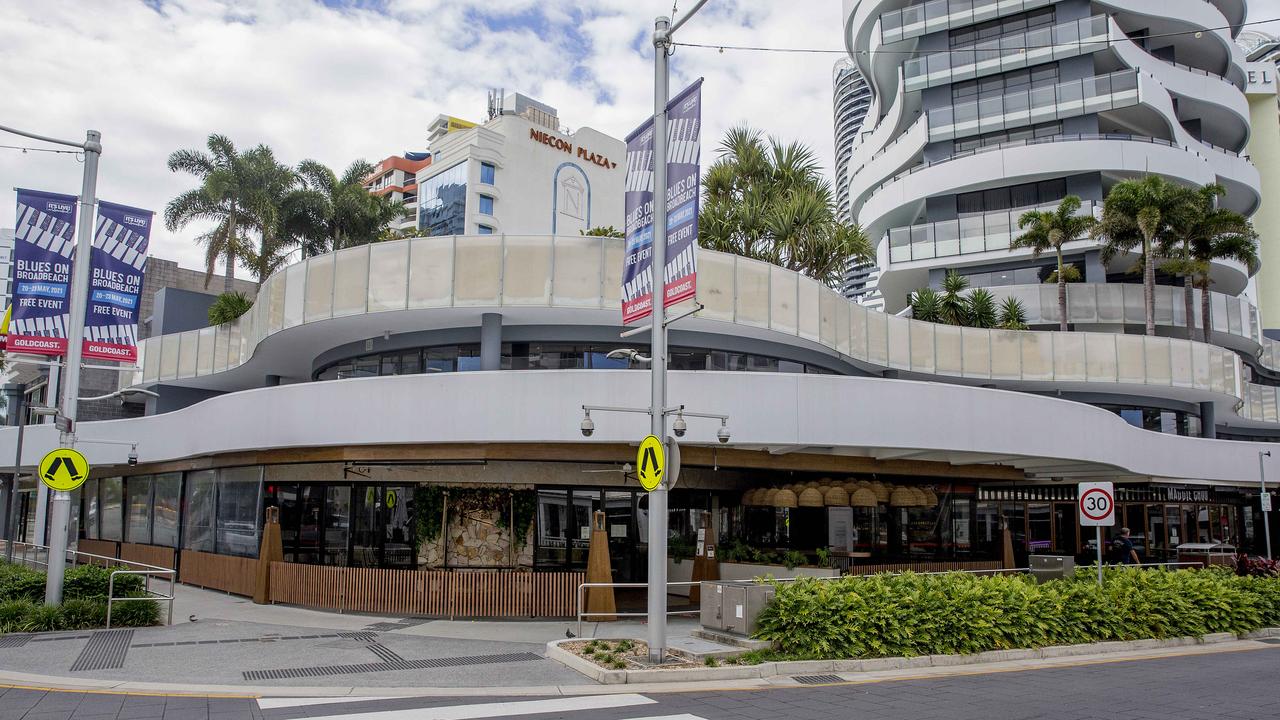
[1057,247,1068,332]
[1201,279,1213,344]
[1184,273,1195,340]
[224,213,237,295]
[1143,235,1156,336]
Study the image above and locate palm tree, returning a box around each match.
[207,291,254,325]
[699,125,873,287]
[910,287,942,322]
[165,134,262,292]
[1011,195,1098,332]
[1093,176,1192,336]
[966,289,998,329]
[239,146,301,282]
[938,271,970,326]
[1161,184,1258,341]
[998,297,1030,330]
[287,159,405,256]
[582,226,624,238]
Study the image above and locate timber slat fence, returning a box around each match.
[268,563,584,618]
[842,560,1004,575]
[179,550,258,596]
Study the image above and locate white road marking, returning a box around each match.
[301,693,658,720]
[256,696,402,709]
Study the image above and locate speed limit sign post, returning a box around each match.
[1079,481,1115,586]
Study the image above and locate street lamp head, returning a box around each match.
[580,410,595,438]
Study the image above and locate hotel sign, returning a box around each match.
[1246,62,1276,95]
[528,128,618,170]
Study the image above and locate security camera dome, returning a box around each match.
[580,415,595,437]
[717,426,730,444]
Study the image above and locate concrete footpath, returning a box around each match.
[1,584,1277,700]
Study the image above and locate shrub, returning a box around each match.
[60,599,108,630]
[0,565,47,602]
[0,599,37,632]
[106,599,161,628]
[754,568,1280,660]
[64,565,143,601]
[20,604,65,632]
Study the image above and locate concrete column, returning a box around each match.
[1200,401,1217,439]
[1083,250,1105,283]
[480,313,503,371]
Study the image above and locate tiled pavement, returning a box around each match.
[1,643,1277,719]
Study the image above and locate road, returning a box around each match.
[1,642,1276,720]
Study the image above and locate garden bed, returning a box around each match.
[0,561,161,633]
[754,566,1280,660]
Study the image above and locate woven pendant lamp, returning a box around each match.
[803,481,821,490]
[773,488,798,508]
[889,485,917,507]
[797,487,824,507]
[761,488,780,506]
[920,488,939,506]
[741,489,758,506]
[849,487,878,508]
[871,482,891,503]
[823,486,849,506]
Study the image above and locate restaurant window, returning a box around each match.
[100,477,124,541]
[82,478,99,540]
[216,467,262,558]
[125,475,153,545]
[183,470,216,553]
[152,473,182,548]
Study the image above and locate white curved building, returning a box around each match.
[844,0,1262,314]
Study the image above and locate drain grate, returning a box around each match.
[793,674,845,685]
[243,651,542,681]
[70,630,133,672]
[0,635,31,648]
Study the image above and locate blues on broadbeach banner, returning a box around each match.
[84,201,150,363]
[622,78,702,324]
[10,189,78,356]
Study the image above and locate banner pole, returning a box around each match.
[44,129,100,606]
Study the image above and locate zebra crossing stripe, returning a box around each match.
[300,693,657,720]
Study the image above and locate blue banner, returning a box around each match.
[84,201,150,362]
[10,189,78,356]
[622,79,702,323]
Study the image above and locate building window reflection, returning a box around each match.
[418,161,468,237]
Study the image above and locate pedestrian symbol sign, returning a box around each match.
[39,447,90,492]
[636,435,665,492]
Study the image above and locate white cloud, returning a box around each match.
[0,0,844,278]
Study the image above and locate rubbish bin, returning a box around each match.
[1029,554,1074,583]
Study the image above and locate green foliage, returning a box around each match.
[910,288,942,323]
[581,226,624,238]
[755,568,1280,660]
[414,485,445,546]
[781,550,807,570]
[60,599,108,629]
[699,125,874,288]
[0,564,46,602]
[0,600,37,632]
[63,565,144,601]
[704,656,719,667]
[106,599,162,628]
[966,288,998,329]
[669,535,697,563]
[413,486,537,552]
[815,548,832,569]
[208,291,254,325]
[911,273,1013,330]
[1044,263,1082,284]
[998,297,1030,330]
[20,604,65,632]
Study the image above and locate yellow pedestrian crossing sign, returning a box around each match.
[637,435,665,492]
[39,448,90,492]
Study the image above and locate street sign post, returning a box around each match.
[1263,492,1273,513]
[1078,481,1115,586]
[637,435,665,492]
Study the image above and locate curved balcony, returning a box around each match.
[983,284,1261,353]
[1095,0,1247,86]
[128,235,1263,431]
[879,0,1053,45]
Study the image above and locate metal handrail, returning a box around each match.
[575,581,702,637]
[2,541,175,628]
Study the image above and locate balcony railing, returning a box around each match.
[886,200,1098,263]
[880,0,1054,45]
[903,15,1108,92]
[927,70,1138,142]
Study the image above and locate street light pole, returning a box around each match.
[647,14,672,666]
[45,129,101,605]
[1261,450,1272,561]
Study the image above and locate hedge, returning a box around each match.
[0,562,159,633]
[754,567,1280,660]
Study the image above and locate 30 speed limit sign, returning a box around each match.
[1078,481,1115,526]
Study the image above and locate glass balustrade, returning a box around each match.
[927,70,1138,142]
[903,15,1108,92]
[887,201,1097,264]
[124,234,1249,419]
[880,0,1054,44]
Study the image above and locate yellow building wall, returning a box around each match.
[1249,88,1280,331]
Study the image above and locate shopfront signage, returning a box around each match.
[1163,486,1212,503]
[528,128,618,170]
[39,447,89,492]
[636,434,665,492]
[1078,481,1115,527]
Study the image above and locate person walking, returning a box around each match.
[1111,527,1141,565]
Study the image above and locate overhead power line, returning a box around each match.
[674,17,1280,55]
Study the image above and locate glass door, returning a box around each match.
[603,490,637,582]
[352,485,382,567]
[351,485,416,569]
[1052,502,1077,555]
[382,486,415,568]
[323,485,351,566]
